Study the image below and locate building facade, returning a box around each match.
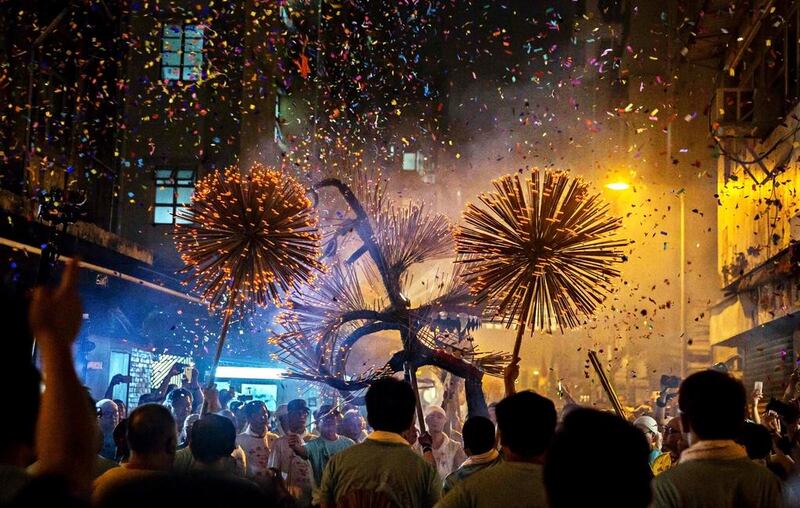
[705,0,800,399]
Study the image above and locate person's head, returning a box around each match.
[495,391,556,461]
[545,408,652,508]
[190,414,236,466]
[114,399,128,420]
[633,415,661,452]
[244,400,269,435]
[365,377,416,434]
[286,399,310,433]
[401,425,419,446]
[113,419,130,461]
[339,409,364,439]
[227,400,246,432]
[181,413,200,445]
[678,370,746,443]
[317,404,342,440]
[424,406,447,434]
[737,421,772,461]
[275,404,289,434]
[96,399,120,434]
[662,416,687,457]
[127,403,177,470]
[218,389,234,410]
[462,416,496,456]
[165,388,193,425]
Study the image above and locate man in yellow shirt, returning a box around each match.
[92,404,176,505]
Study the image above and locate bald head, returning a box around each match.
[127,404,176,457]
[96,399,120,433]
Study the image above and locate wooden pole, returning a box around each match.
[201,298,236,415]
[511,285,534,364]
[588,350,626,418]
[406,362,427,434]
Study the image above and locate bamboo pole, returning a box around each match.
[406,362,427,434]
[587,350,626,418]
[511,285,534,364]
[201,297,236,416]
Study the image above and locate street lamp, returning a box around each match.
[605,178,687,377]
[605,181,630,191]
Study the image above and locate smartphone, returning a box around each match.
[754,381,763,394]
[184,366,193,384]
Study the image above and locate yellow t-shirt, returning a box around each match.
[92,465,163,505]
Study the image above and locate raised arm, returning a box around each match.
[503,358,520,398]
[29,258,95,495]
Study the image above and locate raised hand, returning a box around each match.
[30,258,82,347]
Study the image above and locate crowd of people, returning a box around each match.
[3,260,800,507]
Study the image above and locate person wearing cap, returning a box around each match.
[269,399,314,506]
[305,405,355,489]
[415,405,466,480]
[633,415,670,475]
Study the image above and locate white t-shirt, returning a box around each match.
[268,432,314,506]
[416,433,465,480]
[236,426,279,480]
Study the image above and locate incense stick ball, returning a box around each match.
[174,164,322,313]
[455,170,625,333]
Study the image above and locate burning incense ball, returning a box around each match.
[174,163,322,314]
[456,169,626,336]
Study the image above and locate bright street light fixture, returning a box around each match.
[605,182,630,191]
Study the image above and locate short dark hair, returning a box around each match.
[737,421,772,460]
[678,370,745,440]
[165,388,192,407]
[495,391,556,458]
[545,408,652,508]
[127,404,176,455]
[190,414,236,463]
[244,400,268,418]
[462,416,495,456]
[365,377,416,434]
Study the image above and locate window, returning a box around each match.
[162,24,204,81]
[403,151,427,174]
[154,168,195,224]
[403,152,420,171]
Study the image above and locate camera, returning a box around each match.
[660,375,681,389]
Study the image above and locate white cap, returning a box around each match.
[633,415,659,435]
[424,405,446,419]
